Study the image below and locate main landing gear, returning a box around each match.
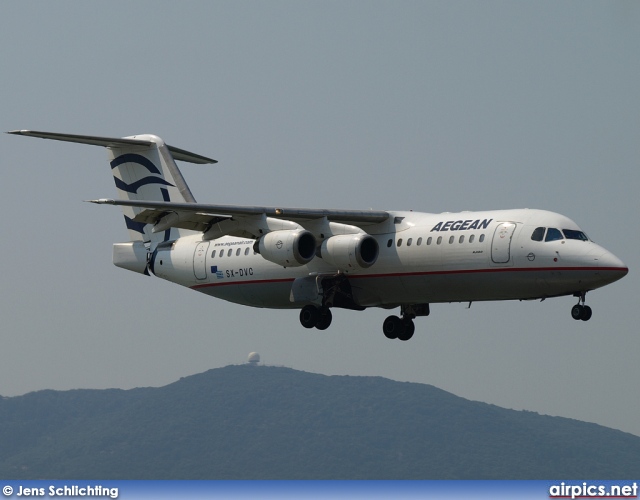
[300,304,333,330]
[382,315,415,341]
[382,304,429,342]
[571,292,592,321]
[297,274,361,331]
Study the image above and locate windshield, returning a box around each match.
[531,227,590,242]
[563,229,589,241]
[545,228,563,242]
[531,227,545,241]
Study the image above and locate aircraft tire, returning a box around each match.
[383,315,403,339]
[571,304,584,320]
[315,308,333,330]
[580,305,592,321]
[300,305,320,329]
[398,319,415,341]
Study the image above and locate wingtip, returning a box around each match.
[85,198,115,205]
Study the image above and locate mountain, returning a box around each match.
[0,365,638,479]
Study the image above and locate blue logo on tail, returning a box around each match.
[110,154,175,194]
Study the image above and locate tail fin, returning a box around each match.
[8,130,216,244]
[106,134,202,243]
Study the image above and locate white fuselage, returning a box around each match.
[151,208,627,310]
[12,130,628,337]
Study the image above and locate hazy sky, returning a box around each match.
[2,2,639,437]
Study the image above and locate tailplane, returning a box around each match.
[8,130,216,244]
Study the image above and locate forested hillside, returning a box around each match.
[1,365,638,479]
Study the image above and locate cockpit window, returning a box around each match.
[563,229,589,241]
[531,227,545,241]
[545,228,563,242]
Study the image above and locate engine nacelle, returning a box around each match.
[320,233,379,271]
[256,230,317,267]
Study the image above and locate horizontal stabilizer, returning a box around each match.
[7,130,216,164]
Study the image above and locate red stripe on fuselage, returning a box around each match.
[192,278,295,290]
[189,266,627,290]
[349,266,627,280]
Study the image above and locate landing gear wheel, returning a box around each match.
[383,315,402,339]
[571,304,584,320]
[300,305,320,329]
[572,292,593,321]
[580,305,592,321]
[315,308,333,330]
[571,300,593,321]
[397,319,415,341]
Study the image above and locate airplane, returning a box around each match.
[9,130,629,341]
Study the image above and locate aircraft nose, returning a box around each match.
[596,249,627,272]
[588,247,628,285]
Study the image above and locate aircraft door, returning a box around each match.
[193,241,210,280]
[491,222,517,264]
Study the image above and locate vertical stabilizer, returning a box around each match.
[7,130,216,247]
[107,134,195,244]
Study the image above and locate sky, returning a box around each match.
[2,2,639,438]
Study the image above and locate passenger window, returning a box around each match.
[227,249,232,257]
[397,239,403,247]
[245,247,250,255]
[479,234,485,243]
[219,250,224,258]
[469,235,475,243]
[449,236,454,244]
[417,237,422,246]
[545,228,563,242]
[437,236,442,245]
[459,235,464,244]
[531,227,545,242]
[387,239,393,248]
[211,250,216,258]
[407,238,412,247]
[236,248,241,256]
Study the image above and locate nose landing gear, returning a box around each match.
[571,293,592,321]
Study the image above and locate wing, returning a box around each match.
[88,199,391,238]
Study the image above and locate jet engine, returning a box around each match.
[319,233,379,271]
[255,230,317,267]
